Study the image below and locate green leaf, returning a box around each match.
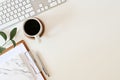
[0,47,6,53]
[11,40,16,47]
[10,28,17,40]
[0,32,7,41]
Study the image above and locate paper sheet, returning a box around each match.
[0,42,44,80]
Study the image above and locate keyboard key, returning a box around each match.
[2,20,6,23]
[15,5,19,8]
[30,11,35,16]
[6,13,10,17]
[3,2,6,5]
[14,10,17,13]
[48,0,52,3]
[3,5,7,9]
[3,10,7,14]
[0,7,3,11]
[45,6,49,10]
[25,14,30,18]
[39,4,43,7]
[10,16,14,20]
[25,4,32,8]
[17,13,21,16]
[26,0,30,3]
[6,18,10,22]
[19,3,22,7]
[11,2,15,5]
[41,8,44,11]
[13,14,17,18]
[7,3,11,7]
[57,0,61,4]
[23,1,26,5]
[7,8,11,12]
[10,12,14,15]
[19,0,23,2]
[15,0,19,4]
[25,8,33,13]
[19,16,25,21]
[18,8,21,12]
[21,11,25,15]
[22,7,25,10]
[37,9,41,13]
[11,7,15,10]
[50,2,57,7]
[2,15,6,19]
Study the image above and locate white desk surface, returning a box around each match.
[1,0,120,80]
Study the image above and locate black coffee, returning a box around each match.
[24,19,41,36]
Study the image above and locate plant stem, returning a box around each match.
[2,40,11,47]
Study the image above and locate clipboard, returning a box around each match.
[0,40,46,80]
[1,40,30,54]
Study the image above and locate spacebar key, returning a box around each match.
[0,18,19,30]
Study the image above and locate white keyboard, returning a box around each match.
[0,0,66,30]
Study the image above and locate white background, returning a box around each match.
[1,0,120,80]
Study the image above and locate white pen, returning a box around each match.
[24,52,45,80]
[36,54,50,77]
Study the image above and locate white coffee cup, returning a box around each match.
[23,18,44,42]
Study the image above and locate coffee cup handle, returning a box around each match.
[35,35,41,43]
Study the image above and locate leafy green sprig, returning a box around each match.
[0,28,17,53]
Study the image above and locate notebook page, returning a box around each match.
[0,43,34,80]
